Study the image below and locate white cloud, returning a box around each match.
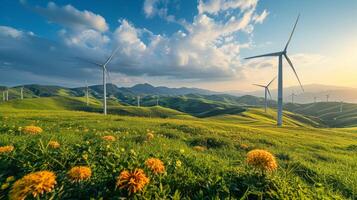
[0,26,23,38]
[253,9,269,24]
[143,0,160,18]
[198,0,257,15]
[34,2,108,32]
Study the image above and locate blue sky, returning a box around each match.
[0,0,356,91]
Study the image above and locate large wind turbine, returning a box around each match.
[78,47,119,115]
[245,15,304,126]
[253,77,276,113]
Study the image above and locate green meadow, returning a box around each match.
[0,97,356,199]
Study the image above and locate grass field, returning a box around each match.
[0,101,356,199]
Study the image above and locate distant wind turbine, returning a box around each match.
[2,91,5,101]
[326,94,330,102]
[288,91,297,104]
[252,77,276,113]
[77,47,119,115]
[156,97,159,106]
[85,80,89,106]
[137,96,141,107]
[245,15,304,126]
[6,89,9,101]
[340,101,343,113]
[20,86,24,100]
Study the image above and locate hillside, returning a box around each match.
[285,102,357,127]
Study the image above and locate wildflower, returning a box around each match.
[82,154,88,160]
[246,149,278,172]
[9,171,56,200]
[22,125,43,135]
[240,144,249,150]
[1,183,9,190]
[48,141,60,149]
[116,169,149,194]
[175,160,182,168]
[0,145,14,154]
[102,135,116,141]
[67,166,92,182]
[146,133,154,140]
[6,176,15,182]
[179,149,185,154]
[145,158,165,174]
[193,145,206,151]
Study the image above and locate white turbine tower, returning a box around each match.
[78,47,119,115]
[253,77,276,113]
[245,15,304,126]
[137,96,141,107]
[6,88,9,101]
[20,86,24,100]
[85,80,89,106]
[2,91,5,101]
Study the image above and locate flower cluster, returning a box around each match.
[9,171,56,200]
[67,166,92,182]
[116,169,149,194]
[146,129,154,140]
[48,141,60,149]
[145,158,165,174]
[22,125,43,135]
[0,145,14,154]
[102,135,116,141]
[246,149,278,172]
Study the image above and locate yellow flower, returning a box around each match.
[48,141,60,149]
[246,149,278,172]
[1,183,9,190]
[240,144,249,150]
[146,133,154,141]
[22,125,43,135]
[67,166,92,182]
[102,135,116,141]
[175,160,182,168]
[193,145,206,151]
[116,169,149,194]
[6,176,15,182]
[0,145,14,154]
[145,158,165,174]
[9,171,56,200]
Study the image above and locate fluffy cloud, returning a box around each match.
[34,2,108,32]
[1,0,272,85]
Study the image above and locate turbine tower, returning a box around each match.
[137,96,141,107]
[245,15,304,126]
[85,80,89,106]
[6,89,9,101]
[252,77,276,113]
[156,97,159,106]
[340,101,343,113]
[2,91,5,101]
[20,86,24,100]
[78,47,119,115]
[289,91,297,104]
[326,94,330,102]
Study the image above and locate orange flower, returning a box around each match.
[145,158,165,174]
[246,149,278,172]
[102,135,116,141]
[193,145,206,151]
[9,171,56,200]
[0,145,14,154]
[116,169,149,194]
[67,166,92,182]
[22,125,43,135]
[48,141,60,149]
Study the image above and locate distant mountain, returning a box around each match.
[240,84,357,104]
[127,83,217,95]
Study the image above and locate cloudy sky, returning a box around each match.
[0,0,356,91]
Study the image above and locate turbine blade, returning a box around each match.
[284,14,300,51]
[253,84,266,88]
[284,54,304,92]
[244,51,282,59]
[267,88,272,99]
[103,46,119,67]
[266,76,276,87]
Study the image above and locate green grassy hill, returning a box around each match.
[285,102,357,127]
[0,105,356,199]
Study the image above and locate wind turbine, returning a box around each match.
[6,88,8,101]
[288,91,297,104]
[137,96,141,107]
[85,80,89,106]
[156,97,159,106]
[77,47,119,115]
[245,15,304,126]
[340,101,343,113]
[2,91,5,101]
[252,77,276,113]
[326,94,330,102]
[20,86,24,100]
